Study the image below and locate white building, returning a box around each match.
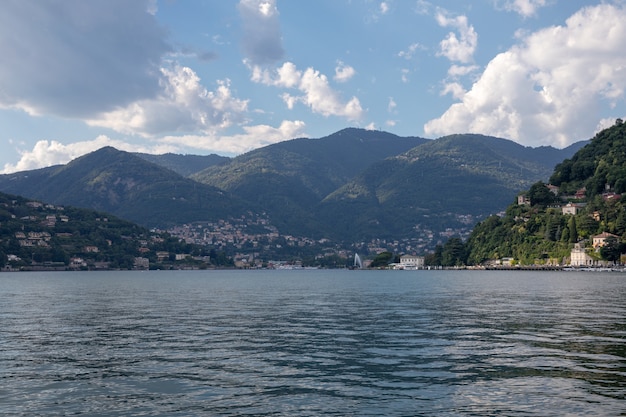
[562,203,581,215]
[397,255,425,270]
[570,243,595,266]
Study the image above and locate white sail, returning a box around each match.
[354,253,363,269]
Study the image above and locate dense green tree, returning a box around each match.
[528,182,556,207]
[600,237,624,263]
[370,251,394,268]
[441,237,467,267]
[425,245,443,266]
[568,216,578,243]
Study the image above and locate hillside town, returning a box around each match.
[162,211,476,268]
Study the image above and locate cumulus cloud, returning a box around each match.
[1,136,178,174]
[237,0,284,66]
[159,120,307,155]
[436,12,478,64]
[0,0,170,118]
[497,0,548,18]
[425,4,626,148]
[334,61,356,83]
[440,82,466,100]
[249,62,364,121]
[86,65,249,137]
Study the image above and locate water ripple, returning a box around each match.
[1,270,625,416]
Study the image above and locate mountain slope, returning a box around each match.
[192,128,428,236]
[135,152,230,177]
[0,147,249,228]
[462,120,626,266]
[318,134,584,241]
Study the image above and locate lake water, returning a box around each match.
[1,269,625,416]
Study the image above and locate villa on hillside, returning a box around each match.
[517,195,531,206]
[592,232,619,249]
[562,202,585,215]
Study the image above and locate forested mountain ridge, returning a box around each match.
[0,128,586,254]
[317,133,586,242]
[433,120,626,267]
[550,118,626,195]
[190,128,429,238]
[0,147,250,228]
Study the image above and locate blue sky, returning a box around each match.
[1,0,625,173]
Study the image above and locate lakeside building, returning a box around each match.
[570,243,595,267]
[393,255,425,270]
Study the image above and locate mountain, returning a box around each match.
[447,119,626,267]
[0,147,249,228]
[135,152,230,177]
[316,133,584,241]
[0,128,588,254]
[191,128,428,236]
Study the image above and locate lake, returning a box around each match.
[1,269,625,416]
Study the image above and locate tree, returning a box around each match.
[528,182,556,207]
[425,245,443,266]
[568,216,578,243]
[600,237,624,263]
[370,251,394,268]
[441,237,467,266]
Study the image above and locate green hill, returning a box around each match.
[0,191,230,270]
[442,119,626,267]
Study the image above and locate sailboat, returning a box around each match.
[353,253,363,269]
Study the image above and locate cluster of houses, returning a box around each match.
[569,232,621,267]
[518,184,624,267]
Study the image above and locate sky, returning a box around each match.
[1,0,625,173]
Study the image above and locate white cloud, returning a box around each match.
[2,119,308,174]
[436,12,478,64]
[334,61,356,83]
[447,65,479,78]
[0,0,169,118]
[1,136,177,174]
[237,0,284,66]
[414,0,432,15]
[596,116,626,133]
[86,65,249,137]
[400,69,410,83]
[397,43,425,60]
[425,4,626,148]
[388,97,397,113]
[497,0,548,18]
[380,2,390,15]
[159,120,307,155]
[441,82,466,100]
[250,62,364,121]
